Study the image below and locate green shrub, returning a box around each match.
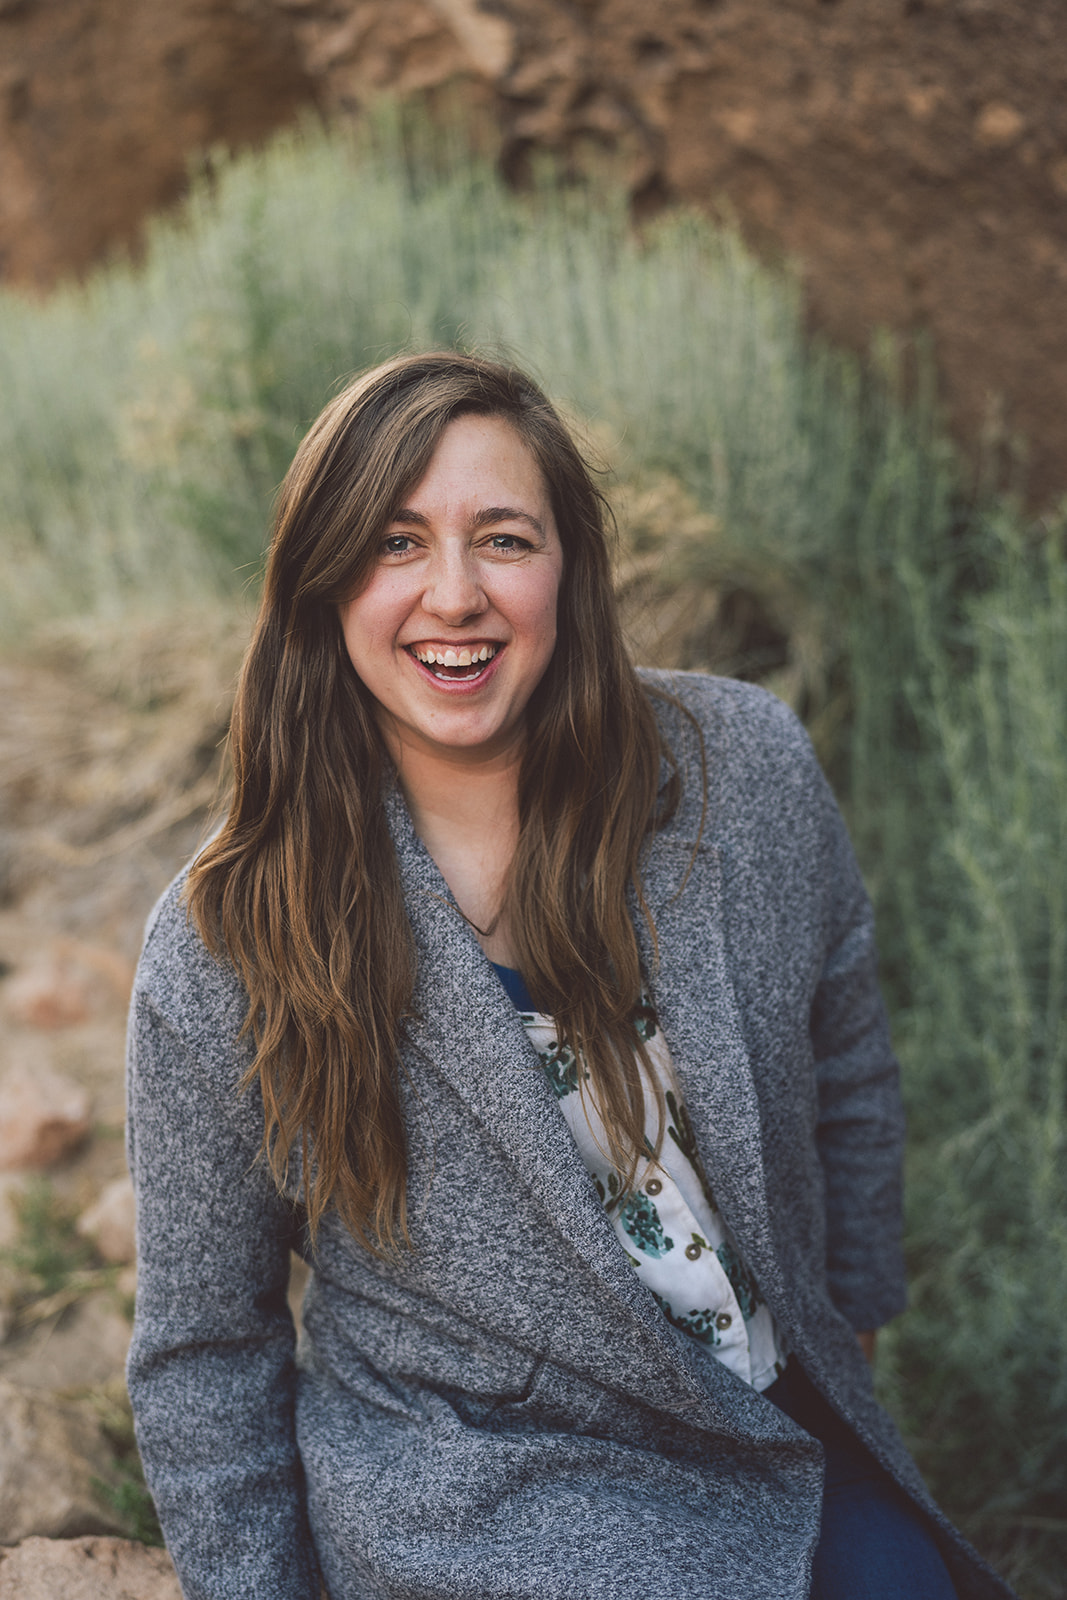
[0,112,964,646]
[865,507,1067,1593]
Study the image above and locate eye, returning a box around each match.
[382,534,415,556]
[488,533,532,553]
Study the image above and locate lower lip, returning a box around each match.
[406,647,505,694]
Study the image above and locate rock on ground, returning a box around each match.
[77,1177,136,1266]
[0,1536,181,1600]
[0,1381,126,1543]
[3,942,133,1031]
[0,1295,132,1393]
[0,1060,92,1171]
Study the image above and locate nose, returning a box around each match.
[423,546,488,624]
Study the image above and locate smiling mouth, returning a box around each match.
[407,642,501,681]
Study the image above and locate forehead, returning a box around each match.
[402,414,550,511]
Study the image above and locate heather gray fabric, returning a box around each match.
[126,673,1014,1600]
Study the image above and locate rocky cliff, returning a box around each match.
[1,0,1064,500]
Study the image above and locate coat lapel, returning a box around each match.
[636,828,786,1310]
[384,786,696,1373]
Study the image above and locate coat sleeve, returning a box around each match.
[125,968,322,1600]
[807,757,908,1333]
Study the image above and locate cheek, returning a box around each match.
[340,581,405,658]
[338,601,364,661]
[539,568,564,656]
[511,592,558,669]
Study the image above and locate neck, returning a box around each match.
[399,744,522,848]
[386,732,524,965]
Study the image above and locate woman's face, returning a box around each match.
[339,414,564,769]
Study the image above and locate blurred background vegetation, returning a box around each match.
[1,109,1063,1594]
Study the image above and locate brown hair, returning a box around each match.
[186,352,682,1252]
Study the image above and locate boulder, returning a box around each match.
[0,1293,132,1392]
[3,961,94,1029]
[77,1177,136,1266]
[0,1536,181,1600]
[3,942,134,1031]
[0,1063,91,1171]
[0,1381,126,1542]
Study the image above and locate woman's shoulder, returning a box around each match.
[636,671,859,915]
[637,668,818,784]
[133,865,248,1045]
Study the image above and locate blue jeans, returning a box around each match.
[764,1362,959,1600]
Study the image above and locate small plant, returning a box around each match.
[3,1179,97,1298]
[97,1474,165,1547]
[0,1179,119,1339]
[88,1382,165,1547]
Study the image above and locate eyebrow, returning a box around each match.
[390,506,545,538]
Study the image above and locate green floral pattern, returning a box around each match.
[523,992,788,1390]
[592,1170,623,1212]
[665,1089,717,1213]
[633,997,659,1042]
[651,1292,723,1348]
[538,1038,584,1100]
[619,1192,674,1257]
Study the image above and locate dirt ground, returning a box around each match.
[0,617,241,1403]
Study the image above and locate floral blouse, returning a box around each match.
[495,966,788,1392]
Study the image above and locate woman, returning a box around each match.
[126,352,1012,1600]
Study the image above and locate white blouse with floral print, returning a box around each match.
[513,986,789,1391]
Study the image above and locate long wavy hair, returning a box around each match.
[186,352,686,1253]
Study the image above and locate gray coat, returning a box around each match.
[126,672,1013,1600]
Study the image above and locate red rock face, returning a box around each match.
[0,0,318,286]
[0,0,1064,502]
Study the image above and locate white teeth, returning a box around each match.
[412,643,498,666]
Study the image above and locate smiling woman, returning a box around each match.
[125,353,1015,1600]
